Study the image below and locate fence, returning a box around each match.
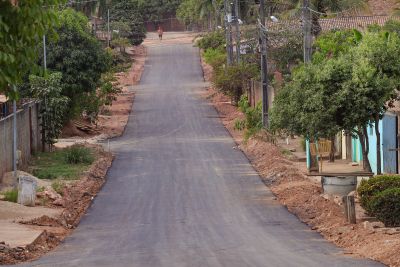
[0,101,42,180]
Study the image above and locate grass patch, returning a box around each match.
[52,180,66,196]
[3,189,18,203]
[30,146,95,180]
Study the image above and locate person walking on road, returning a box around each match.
[157,26,163,40]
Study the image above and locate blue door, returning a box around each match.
[382,114,397,174]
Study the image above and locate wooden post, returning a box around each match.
[342,195,356,224]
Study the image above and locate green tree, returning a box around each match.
[0,0,64,98]
[344,32,400,174]
[29,73,69,146]
[108,0,146,45]
[44,8,111,118]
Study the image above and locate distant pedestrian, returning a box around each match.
[157,26,163,40]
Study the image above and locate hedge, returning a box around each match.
[357,175,400,213]
[369,188,400,227]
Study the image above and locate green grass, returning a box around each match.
[52,180,66,195]
[3,189,18,203]
[30,147,95,180]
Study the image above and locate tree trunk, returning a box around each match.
[329,135,335,162]
[358,128,372,172]
[375,114,382,175]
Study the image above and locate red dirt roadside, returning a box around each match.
[200,55,400,267]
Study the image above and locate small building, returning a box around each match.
[342,112,398,174]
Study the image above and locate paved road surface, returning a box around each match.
[26,35,382,267]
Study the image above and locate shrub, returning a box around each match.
[196,31,225,51]
[234,119,245,131]
[64,146,94,165]
[3,189,18,203]
[203,48,226,69]
[213,63,258,103]
[52,180,66,196]
[369,188,400,227]
[357,175,400,213]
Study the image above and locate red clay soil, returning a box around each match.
[61,45,147,139]
[0,145,113,265]
[200,56,400,267]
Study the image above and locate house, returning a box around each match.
[340,111,398,174]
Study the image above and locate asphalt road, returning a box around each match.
[26,39,382,267]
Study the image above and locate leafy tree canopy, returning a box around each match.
[44,8,111,117]
[0,0,64,98]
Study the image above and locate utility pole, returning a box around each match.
[12,86,17,178]
[234,0,240,63]
[259,0,269,127]
[43,35,47,72]
[303,0,312,63]
[107,9,110,47]
[224,0,233,65]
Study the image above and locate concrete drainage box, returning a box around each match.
[321,176,357,197]
[18,176,37,207]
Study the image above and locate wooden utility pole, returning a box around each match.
[303,0,312,63]
[234,0,240,63]
[224,0,233,65]
[259,0,268,127]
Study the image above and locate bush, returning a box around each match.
[64,146,94,164]
[203,48,226,69]
[358,175,400,213]
[237,95,263,140]
[213,63,258,103]
[3,189,18,203]
[52,180,66,196]
[196,31,226,51]
[369,188,400,227]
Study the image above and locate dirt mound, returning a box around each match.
[0,146,113,265]
[20,215,62,228]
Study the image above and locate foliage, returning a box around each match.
[64,145,94,164]
[358,175,400,213]
[45,8,111,119]
[270,30,400,171]
[268,29,303,74]
[2,188,18,203]
[382,19,400,35]
[203,48,226,68]
[237,95,263,139]
[111,38,130,53]
[177,0,221,27]
[234,119,246,131]
[51,180,66,195]
[31,148,94,180]
[139,0,183,21]
[369,188,400,227]
[312,29,359,63]
[0,0,64,98]
[108,0,146,45]
[213,63,258,103]
[196,31,226,51]
[29,73,69,146]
